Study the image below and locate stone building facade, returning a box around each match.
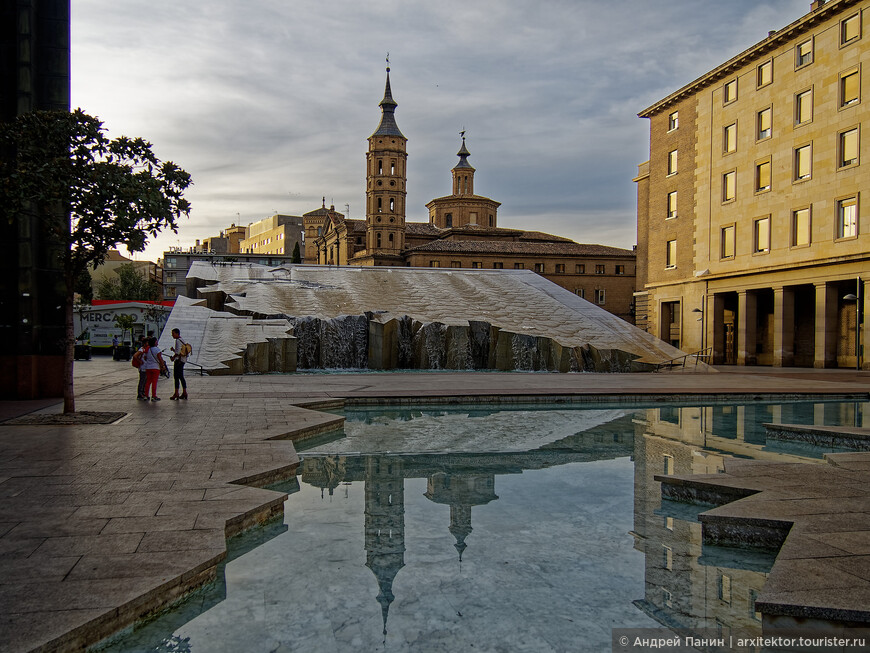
[309,67,637,322]
[636,0,870,367]
[240,214,303,257]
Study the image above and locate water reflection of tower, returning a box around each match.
[424,472,498,561]
[364,456,406,637]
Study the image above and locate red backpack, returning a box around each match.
[131,345,149,369]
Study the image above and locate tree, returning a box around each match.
[75,268,94,304]
[0,109,191,413]
[113,314,136,347]
[291,241,301,264]
[142,303,169,339]
[95,263,162,301]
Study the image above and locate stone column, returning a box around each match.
[814,282,838,369]
[862,280,869,370]
[711,294,726,365]
[773,286,795,367]
[737,290,757,366]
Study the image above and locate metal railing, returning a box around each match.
[183,360,207,376]
[654,347,713,372]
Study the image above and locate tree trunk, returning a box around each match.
[64,283,75,414]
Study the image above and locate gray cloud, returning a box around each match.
[71,0,810,259]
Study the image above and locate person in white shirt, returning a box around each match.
[142,337,166,401]
[169,328,189,400]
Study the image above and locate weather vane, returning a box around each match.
[386,52,390,71]
[460,126,466,140]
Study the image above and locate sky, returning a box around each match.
[71,0,812,263]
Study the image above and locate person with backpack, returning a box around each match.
[169,328,191,400]
[132,335,148,400]
[141,336,166,401]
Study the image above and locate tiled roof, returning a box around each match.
[518,231,575,243]
[404,240,634,257]
[405,222,442,236]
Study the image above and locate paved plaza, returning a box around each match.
[1,359,870,651]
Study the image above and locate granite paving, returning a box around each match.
[1,359,869,651]
[658,452,870,628]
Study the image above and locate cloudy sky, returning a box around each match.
[71,0,811,262]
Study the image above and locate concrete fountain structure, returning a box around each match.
[160,262,690,374]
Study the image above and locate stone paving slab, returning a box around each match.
[657,452,870,627]
[1,359,869,651]
[0,362,345,652]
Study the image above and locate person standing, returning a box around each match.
[142,336,165,401]
[169,328,189,400]
[112,334,119,359]
[134,336,148,400]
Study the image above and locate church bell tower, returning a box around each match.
[366,61,407,262]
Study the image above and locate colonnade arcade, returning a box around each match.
[664,277,867,369]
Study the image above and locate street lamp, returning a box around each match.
[843,277,862,371]
[692,307,704,355]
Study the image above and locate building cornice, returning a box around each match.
[638,0,860,118]
[425,195,502,209]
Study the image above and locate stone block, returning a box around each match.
[319,315,368,369]
[546,340,572,373]
[294,317,321,369]
[267,336,297,373]
[244,342,269,373]
[468,320,492,369]
[368,318,401,370]
[445,325,472,369]
[413,321,447,369]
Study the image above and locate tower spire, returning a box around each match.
[452,131,475,196]
[372,56,404,138]
[454,131,472,170]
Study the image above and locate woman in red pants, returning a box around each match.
[141,336,166,401]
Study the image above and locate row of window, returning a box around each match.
[724,83,857,151]
[720,197,858,258]
[442,212,495,228]
[720,81,858,155]
[665,130,860,218]
[665,12,862,133]
[665,194,861,268]
[669,103,860,181]
[426,261,626,274]
[251,235,283,247]
[573,288,607,305]
[722,131,859,203]
[374,159,399,176]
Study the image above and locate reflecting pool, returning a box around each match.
[101,400,868,652]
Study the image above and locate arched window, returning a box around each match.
[391,161,396,175]
[378,160,383,175]
[389,198,394,212]
[388,233,394,244]
[377,198,382,213]
[377,232,382,248]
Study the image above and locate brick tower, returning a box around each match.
[365,63,407,264]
